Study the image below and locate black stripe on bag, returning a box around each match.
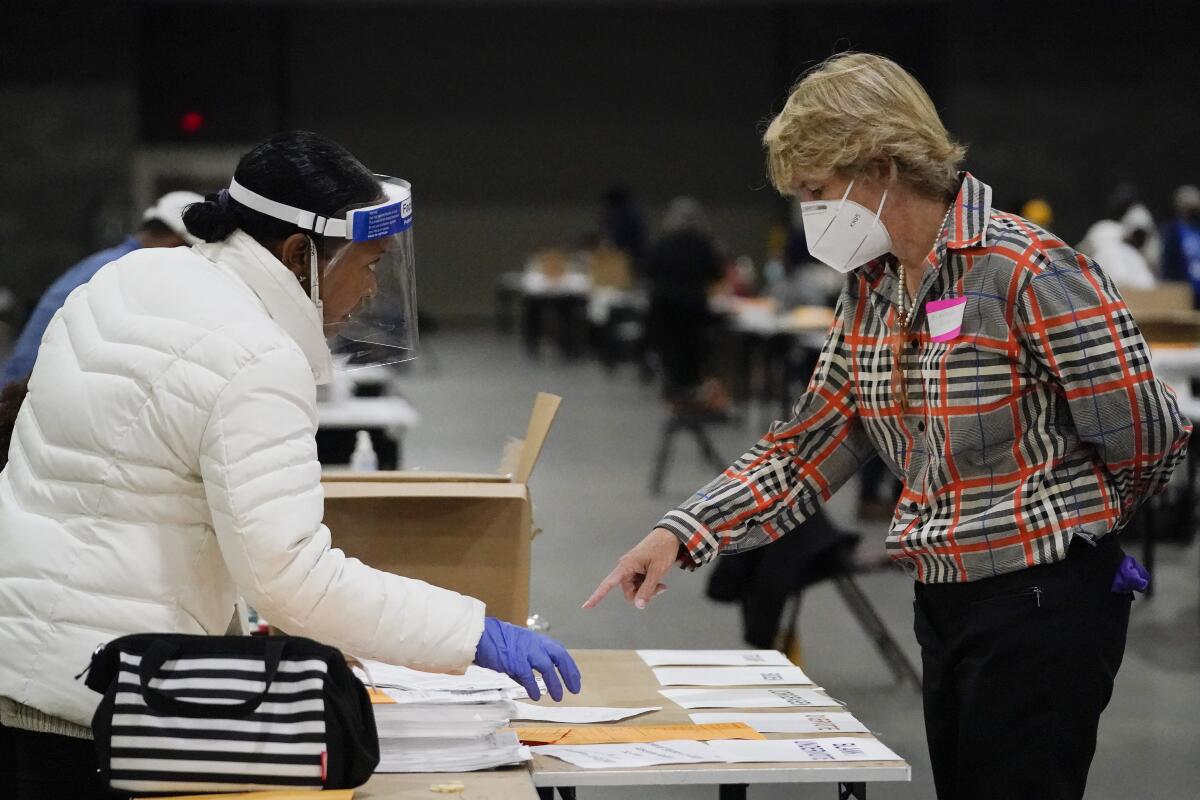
[110,748,321,766]
[110,727,327,744]
[115,683,326,703]
[134,669,326,683]
[108,771,320,787]
[110,705,326,724]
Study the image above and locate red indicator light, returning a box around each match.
[179,111,205,134]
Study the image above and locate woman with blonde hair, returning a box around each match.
[587,53,1190,799]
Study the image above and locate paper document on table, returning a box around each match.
[358,660,526,697]
[637,649,792,667]
[514,722,764,745]
[652,666,813,687]
[661,688,842,709]
[512,702,660,723]
[709,737,904,763]
[375,731,531,773]
[689,711,869,734]
[371,688,510,705]
[531,740,722,769]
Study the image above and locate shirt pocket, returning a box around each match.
[933,338,1019,409]
[932,339,1024,474]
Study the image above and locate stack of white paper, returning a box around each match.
[373,698,517,739]
[652,666,814,687]
[689,711,869,734]
[512,702,661,723]
[660,687,843,709]
[361,661,530,699]
[357,660,531,773]
[378,731,531,773]
[637,649,793,667]
[532,737,905,769]
[710,737,904,763]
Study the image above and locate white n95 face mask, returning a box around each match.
[800,180,892,273]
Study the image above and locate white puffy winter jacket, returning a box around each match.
[0,230,485,728]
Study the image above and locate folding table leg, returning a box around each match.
[838,782,867,799]
[718,784,748,800]
[535,789,576,800]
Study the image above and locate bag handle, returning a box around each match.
[138,639,287,719]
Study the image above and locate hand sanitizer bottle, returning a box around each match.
[350,430,379,472]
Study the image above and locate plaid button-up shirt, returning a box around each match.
[659,173,1192,583]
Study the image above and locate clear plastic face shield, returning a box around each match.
[227,175,418,370]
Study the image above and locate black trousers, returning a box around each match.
[913,534,1131,800]
[0,722,108,800]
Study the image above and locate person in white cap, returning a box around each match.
[0,190,203,385]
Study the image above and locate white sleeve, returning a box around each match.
[200,344,485,672]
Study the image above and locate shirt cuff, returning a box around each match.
[657,509,721,570]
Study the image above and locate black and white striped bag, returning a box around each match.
[83,634,379,795]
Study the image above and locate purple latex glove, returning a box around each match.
[1111,555,1150,594]
[473,617,582,702]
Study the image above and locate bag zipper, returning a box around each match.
[74,643,107,681]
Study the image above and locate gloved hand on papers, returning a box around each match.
[474,617,582,702]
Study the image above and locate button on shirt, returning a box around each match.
[659,173,1192,583]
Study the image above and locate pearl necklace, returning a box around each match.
[895,201,956,331]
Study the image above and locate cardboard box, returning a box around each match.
[320,393,560,625]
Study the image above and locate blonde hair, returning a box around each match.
[764,52,965,198]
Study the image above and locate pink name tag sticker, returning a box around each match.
[926,296,968,342]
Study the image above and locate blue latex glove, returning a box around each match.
[473,617,582,702]
[1111,555,1150,594]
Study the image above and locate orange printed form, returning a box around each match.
[366,687,395,704]
[513,722,764,745]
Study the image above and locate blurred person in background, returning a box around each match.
[1161,184,1200,301]
[1087,208,1156,289]
[1078,182,1161,275]
[0,191,204,387]
[588,53,1190,800]
[0,131,579,796]
[599,185,647,273]
[645,197,726,410]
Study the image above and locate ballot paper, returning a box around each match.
[531,740,722,769]
[652,666,814,687]
[512,702,661,723]
[374,699,517,739]
[376,731,531,773]
[371,688,511,705]
[689,712,869,734]
[709,737,904,764]
[514,722,763,745]
[660,687,843,709]
[637,649,792,667]
[359,660,526,697]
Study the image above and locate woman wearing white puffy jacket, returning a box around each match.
[0,131,579,798]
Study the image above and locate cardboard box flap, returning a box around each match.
[322,471,511,484]
[513,392,561,484]
[323,480,528,500]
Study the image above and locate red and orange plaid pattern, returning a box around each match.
[659,173,1191,583]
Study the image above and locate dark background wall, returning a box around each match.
[2,1,1198,321]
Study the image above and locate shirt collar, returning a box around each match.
[944,172,993,250]
[859,172,993,285]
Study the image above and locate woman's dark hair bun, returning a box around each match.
[182,191,239,243]
[186,131,381,248]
